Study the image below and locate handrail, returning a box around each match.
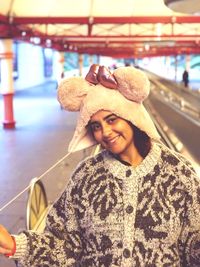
[145,100,183,153]
[150,79,200,119]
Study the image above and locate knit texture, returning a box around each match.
[16,143,200,266]
[11,234,27,259]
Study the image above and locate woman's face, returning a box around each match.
[89,110,135,157]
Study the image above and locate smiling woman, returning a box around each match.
[89,111,138,164]
[0,64,200,267]
[88,111,144,166]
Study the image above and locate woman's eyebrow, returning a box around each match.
[89,113,116,125]
[104,114,116,120]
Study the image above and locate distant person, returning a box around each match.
[182,69,189,87]
[61,71,65,79]
[0,65,199,266]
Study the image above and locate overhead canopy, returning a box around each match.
[1,0,200,58]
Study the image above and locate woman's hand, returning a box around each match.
[0,224,15,255]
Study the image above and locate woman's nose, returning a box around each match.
[102,124,112,137]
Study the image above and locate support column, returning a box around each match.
[165,56,171,77]
[174,55,178,81]
[78,54,83,76]
[59,52,65,78]
[89,54,93,66]
[185,54,190,71]
[0,39,15,129]
[96,55,100,64]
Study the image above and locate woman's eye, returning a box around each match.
[107,117,117,124]
[91,123,100,131]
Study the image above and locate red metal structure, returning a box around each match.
[1,0,200,58]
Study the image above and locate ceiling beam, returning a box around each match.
[75,46,200,57]
[11,15,200,25]
[0,14,9,23]
[12,34,200,44]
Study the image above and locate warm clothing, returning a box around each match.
[15,143,200,266]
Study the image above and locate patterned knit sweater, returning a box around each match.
[15,143,200,267]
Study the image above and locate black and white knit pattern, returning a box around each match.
[16,143,200,267]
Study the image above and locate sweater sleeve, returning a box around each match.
[16,178,82,267]
[178,170,200,266]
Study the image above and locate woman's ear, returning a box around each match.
[113,66,150,103]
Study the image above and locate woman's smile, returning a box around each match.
[104,135,120,145]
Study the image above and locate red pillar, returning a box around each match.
[2,93,15,129]
[0,39,16,129]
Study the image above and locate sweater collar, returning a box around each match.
[102,142,161,178]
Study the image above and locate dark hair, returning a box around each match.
[130,123,151,158]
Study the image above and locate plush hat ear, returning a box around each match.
[113,66,150,103]
[57,77,92,111]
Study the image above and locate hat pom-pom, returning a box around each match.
[114,66,150,103]
[57,77,91,111]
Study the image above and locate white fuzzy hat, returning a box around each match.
[57,65,160,152]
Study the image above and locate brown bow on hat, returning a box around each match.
[85,64,118,89]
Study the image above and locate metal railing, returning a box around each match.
[150,79,200,120]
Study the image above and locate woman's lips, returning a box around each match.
[105,135,120,144]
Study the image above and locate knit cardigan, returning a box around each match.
[15,143,200,267]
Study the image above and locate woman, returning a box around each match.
[0,64,199,266]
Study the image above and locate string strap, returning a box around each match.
[0,152,71,213]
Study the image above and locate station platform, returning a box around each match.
[0,78,199,267]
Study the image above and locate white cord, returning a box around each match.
[0,152,71,213]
